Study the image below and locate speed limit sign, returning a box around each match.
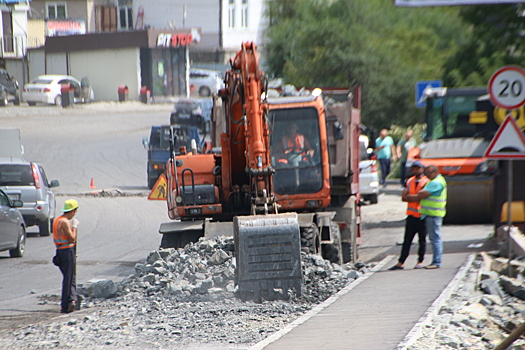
[488,65,525,110]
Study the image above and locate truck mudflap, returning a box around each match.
[234,213,302,302]
[445,175,494,224]
[159,220,205,249]
[159,220,236,249]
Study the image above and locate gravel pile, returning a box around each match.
[405,255,525,350]
[0,236,367,350]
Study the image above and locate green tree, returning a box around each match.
[263,0,468,130]
[443,4,525,87]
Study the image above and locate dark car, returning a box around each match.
[170,99,205,131]
[0,69,20,106]
[0,189,26,257]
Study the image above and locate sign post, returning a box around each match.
[486,65,525,273]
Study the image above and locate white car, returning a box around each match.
[359,135,379,204]
[23,75,94,106]
[190,69,224,97]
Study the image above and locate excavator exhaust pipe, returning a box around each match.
[234,213,302,302]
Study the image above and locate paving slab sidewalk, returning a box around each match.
[251,252,472,350]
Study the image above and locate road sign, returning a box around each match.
[415,80,442,108]
[148,174,168,200]
[488,66,525,110]
[484,115,525,159]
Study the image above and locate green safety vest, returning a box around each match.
[420,175,447,217]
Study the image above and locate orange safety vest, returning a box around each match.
[282,134,305,155]
[52,216,75,249]
[406,176,429,218]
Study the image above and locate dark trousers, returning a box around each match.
[398,215,427,264]
[56,247,77,310]
[400,161,407,186]
[378,158,391,186]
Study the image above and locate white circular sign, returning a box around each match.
[488,65,525,110]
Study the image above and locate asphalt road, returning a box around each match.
[0,102,492,323]
[0,102,174,317]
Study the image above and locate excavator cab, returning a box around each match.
[270,105,323,195]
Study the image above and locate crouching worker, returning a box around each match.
[52,199,79,313]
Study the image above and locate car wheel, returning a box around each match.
[9,226,26,258]
[55,95,62,106]
[27,102,37,106]
[0,91,8,106]
[39,218,51,237]
[369,194,378,204]
[199,86,211,97]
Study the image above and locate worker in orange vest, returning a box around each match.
[52,199,79,313]
[389,161,429,270]
[277,123,314,166]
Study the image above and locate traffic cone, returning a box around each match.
[89,178,96,189]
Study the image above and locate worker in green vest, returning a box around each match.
[404,164,447,269]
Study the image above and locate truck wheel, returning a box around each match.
[9,226,26,258]
[148,176,157,190]
[322,222,343,265]
[300,223,319,254]
[39,218,51,236]
[369,194,378,204]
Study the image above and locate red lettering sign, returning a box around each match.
[157,33,194,48]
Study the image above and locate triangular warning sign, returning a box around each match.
[484,115,525,159]
[148,174,168,200]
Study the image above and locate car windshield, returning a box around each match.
[0,164,34,186]
[32,78,54,84]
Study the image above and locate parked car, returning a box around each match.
[359,135,379,204]
[0,189,26,258]
[0,69,20,106]
[0,159,60,236]
[22,74,94,106]
[189,69,224,97]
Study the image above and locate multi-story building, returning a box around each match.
[21,0,269,101]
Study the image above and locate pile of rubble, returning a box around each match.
[0,236,368,349]
[406,249,525,349]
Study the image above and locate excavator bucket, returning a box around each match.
[234,213,302,302]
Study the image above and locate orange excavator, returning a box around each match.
[160,42,362,300]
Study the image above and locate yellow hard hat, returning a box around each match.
[61,199,79,212]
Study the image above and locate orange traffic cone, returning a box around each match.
[89,178,96,189]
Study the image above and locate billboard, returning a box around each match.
[395,0,525,6]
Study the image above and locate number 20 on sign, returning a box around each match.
[488,65,525,110]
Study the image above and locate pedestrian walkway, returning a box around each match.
[250,252,474,350]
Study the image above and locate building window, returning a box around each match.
[228,0,235,28]
[118,6,133,30]
[241,0,248,28]
[47,3,67,20]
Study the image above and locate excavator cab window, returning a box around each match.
[269,107,323,195]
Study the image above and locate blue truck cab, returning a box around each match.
[143,125,192,189]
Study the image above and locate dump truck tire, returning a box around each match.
[300,223,319,254]
[322,222,343,265]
